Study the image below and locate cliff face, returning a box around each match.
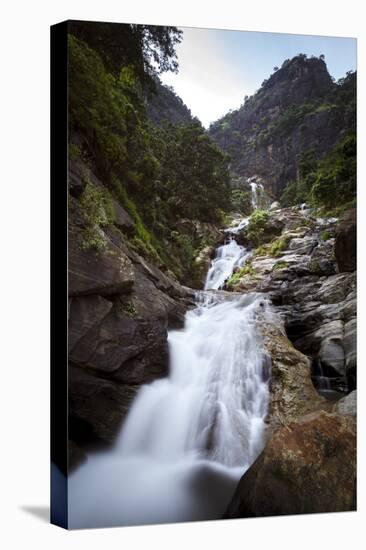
[145,77,194,126]
[68,158,195,469]
[209,56,356,197]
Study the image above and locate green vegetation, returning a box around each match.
[226,262,255,289]
[69,21,182,84]
[320,230,332,241]
[310,134,356,211]
[209,56,356,216]
[253,245,269,257]
[69,142,81,160]
[269,235,292,257]
[273,261,289,271]
[281,134,356,212]
[119,300,137,317]
[231,188,252,215]
[79,182,115,250]
[246,210,270,245]
[68,27,232,282]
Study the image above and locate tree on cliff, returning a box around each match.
[69,21,182,87]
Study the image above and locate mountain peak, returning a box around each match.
[209,55,355,197]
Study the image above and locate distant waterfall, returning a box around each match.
[69,229,272,529]
[250,181,262,209]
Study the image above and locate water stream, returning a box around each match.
[69,210,273,528]
[205,238,250,291]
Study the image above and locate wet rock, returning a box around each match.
[335,208,356,272]
[69,364,139,448]
[231,209,355,392]
[225,411,356,518]
[193,245,216,289]
[269,201,281,210]
[344,318,357,389]
[68,295,113,353]
[319,338,345,375]
[333,390,356,416]
[288,236,317,255]
[260,322,327,433]
[69,304,170,383]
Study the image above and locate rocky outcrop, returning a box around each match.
[335,208,356,272]
[68,364,139,447]
[69,225,135,296]
[224,411,356,518]
[209,56,355,197]
[193,246,215,288]
[227,207,356,392]
[68,164,194,468]
[224,205,357,521]
[260,322,327,434]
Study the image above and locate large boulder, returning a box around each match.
[69,302,170,383]
[260,322,327,433]
[224,411,356,518]
[67,165,194,470]
[335,208,356,272]
[68,295,113,352]
[68,364,139,448]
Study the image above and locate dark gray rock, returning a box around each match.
[344,318,356,371]
[335,209,356,272]
[68,295,112,353]
[69,304,170,383]
[68,440,87,472]
[111,200,135,234]
[69,364,139,447]
[68,226,135,296]
[68,159,87,198]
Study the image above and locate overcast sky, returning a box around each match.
[161,28,357,128]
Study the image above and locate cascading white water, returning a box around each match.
[68,231,273,529]
[249,180,264,209]
[204,239,251,290]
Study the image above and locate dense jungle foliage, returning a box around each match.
[68,24,231,282]
[280,133,356,214]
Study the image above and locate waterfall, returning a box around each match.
[204,238,250,290]
[68,230,272,529]
[250,181,261,209]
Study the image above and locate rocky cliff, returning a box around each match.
[68,159,195,469]
[209,55,356,198]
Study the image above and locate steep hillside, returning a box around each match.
[68,32,231,286]
[209,55,356,202]
[145,77,194,126]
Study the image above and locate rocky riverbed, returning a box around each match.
[219,204,357,517]
[68,159,356,517]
